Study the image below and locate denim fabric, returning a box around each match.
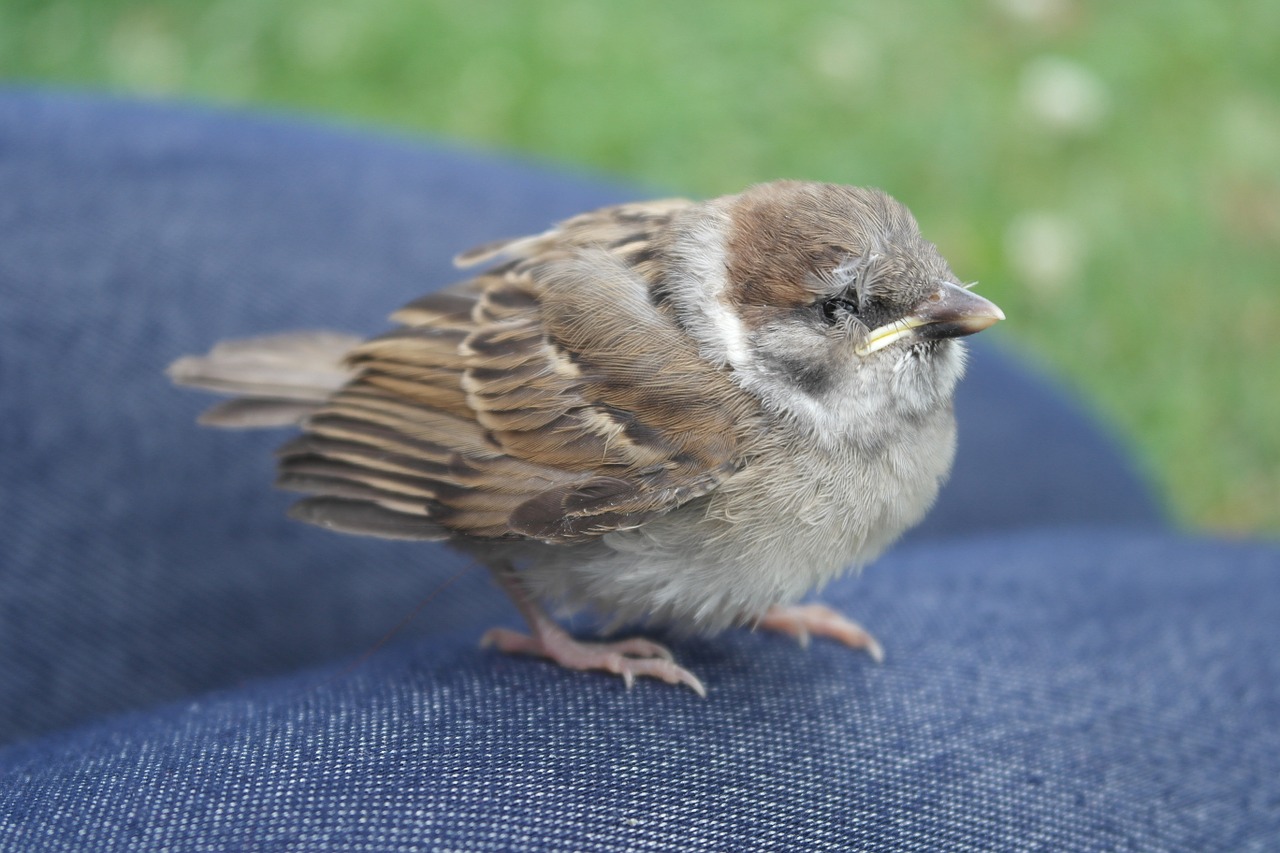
[3,91,1258,850]
[1,530,1277,851]
[0,91,1165,747]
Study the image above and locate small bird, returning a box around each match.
[169,181,1003,696]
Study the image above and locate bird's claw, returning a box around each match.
[480,626,706,697]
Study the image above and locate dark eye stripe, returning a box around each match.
[820,296,859,323]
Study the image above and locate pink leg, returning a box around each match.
[756,603,885,663]
[480,565,707,697]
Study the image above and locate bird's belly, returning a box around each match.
[526,414,956,633]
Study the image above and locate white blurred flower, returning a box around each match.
[810,22,881,93]
[1217,95,1280,173]
[1019,56,1109,134]
[291,4,364,69]
[107,12,187,93]
[992,0,1073,28]
[1004,212,1085,294]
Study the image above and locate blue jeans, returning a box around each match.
[1,91,1275,851]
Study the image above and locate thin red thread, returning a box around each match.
[329,560,481,681]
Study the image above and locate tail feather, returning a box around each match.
[168,330,361,428]
[196,398,330,428]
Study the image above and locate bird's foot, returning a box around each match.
[480,625,707,697]
[757,603,884,662]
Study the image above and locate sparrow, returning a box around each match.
[168,180,1003,696]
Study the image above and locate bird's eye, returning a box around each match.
[820,296,859,323]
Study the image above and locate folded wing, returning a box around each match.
[277,200,756,544]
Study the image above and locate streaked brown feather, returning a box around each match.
[197,398,323,428]
[280,197,760,543]
[286,497,449,541]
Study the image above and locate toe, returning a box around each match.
[759,604,884,662]
[479,627,535,654]
[608,636,676,661]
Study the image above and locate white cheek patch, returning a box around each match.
[702,294,751,369]
[667,203,752,370]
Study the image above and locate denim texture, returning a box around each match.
[2,531,1278,850]
[3,91,1273,850]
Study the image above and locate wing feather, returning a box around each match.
[279,198,759,542]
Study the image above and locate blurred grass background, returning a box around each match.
[2,0,1277,534]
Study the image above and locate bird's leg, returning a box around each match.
[480,563,707,697]
[755,603,885,663]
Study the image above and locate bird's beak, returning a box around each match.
[855,282,1005,357]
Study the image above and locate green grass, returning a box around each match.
[4,0,1278,533]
